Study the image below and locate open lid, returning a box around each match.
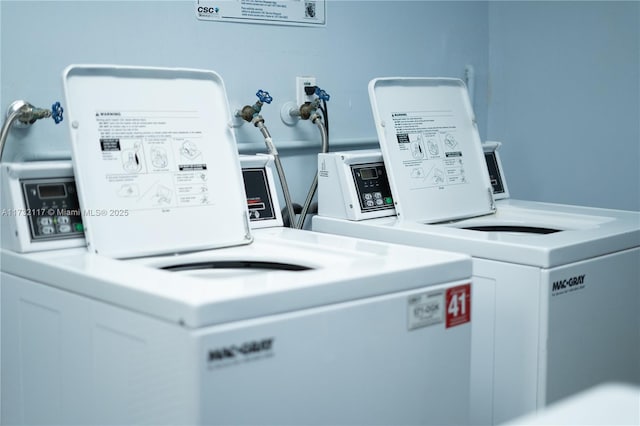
[369,77,495,223]
[63,65,252,258]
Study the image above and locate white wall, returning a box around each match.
[0,0,489,204]
[488,1,639,210]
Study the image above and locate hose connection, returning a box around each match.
[236,90,297,228]
[8,101,64,127]
[0,100,64,161]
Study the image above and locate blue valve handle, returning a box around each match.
[315,87,330,102]
[256,90,273,104]
[51,102,64,124]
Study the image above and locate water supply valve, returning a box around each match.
[51,102,64,124]
[315,87,330,102]
[0,100,65,160]
[238,89,272,124]
[296,86,330,121]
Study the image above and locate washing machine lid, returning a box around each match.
[63,65,251,258]
[369,77,495,223]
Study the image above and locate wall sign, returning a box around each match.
[196,0,326,27]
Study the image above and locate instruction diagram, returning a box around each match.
[117,184,140,198]
[391,110,467,191]
[180,141,202,161]
[121,141,145,173]
[140,182,173,206]
[150,148,169,169]
[95,110,211,212]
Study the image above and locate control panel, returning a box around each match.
[1,161,87,253]
[482,141,510,200]
[242,168,277,222]
[484,152,505,195]
[239,154,283,228]
[317,151,397,221]
[351,163,394,213]
[22,178,84,240]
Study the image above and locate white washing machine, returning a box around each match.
[504,382,640,426]
[312,78,640,425]
[0,67,475,425]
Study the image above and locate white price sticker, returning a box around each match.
[407,291,444,330]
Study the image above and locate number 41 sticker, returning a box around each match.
[446,283,471,328]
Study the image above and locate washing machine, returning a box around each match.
[312,77,640,425]
[0,67,475,425]
[504,382,640,426]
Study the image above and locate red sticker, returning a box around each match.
[445,283,471,328]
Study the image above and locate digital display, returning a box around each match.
[360,167,378,180]
[38,184,66,199]
[350,162,393,213]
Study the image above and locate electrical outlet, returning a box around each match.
[296,76,316,106]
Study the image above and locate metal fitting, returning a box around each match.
[299,102,316,120]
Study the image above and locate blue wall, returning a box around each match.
[2,1,637,211]
[488,1,639,210]
[0,0,488,205]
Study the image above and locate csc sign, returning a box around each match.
[197,6,219,14]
